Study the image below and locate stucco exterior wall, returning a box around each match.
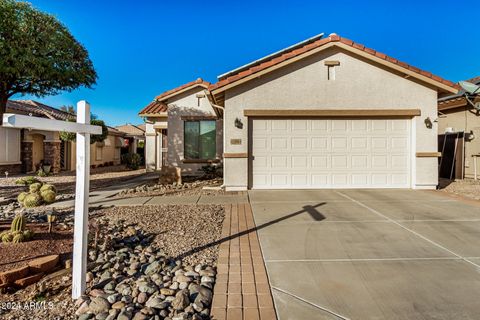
[165,87,223,175]
[0,127,21,166]
[223,47,439,190]
[69,134,122,169]
[438,106,480,179]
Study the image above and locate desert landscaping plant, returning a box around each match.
[47,212,57,233]
[1,213,34,243]
[15,176,41,186]
[122,153,142,170]
[16,181,58,208]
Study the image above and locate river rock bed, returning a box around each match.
[1,207,223,320]
[116,178,224,198]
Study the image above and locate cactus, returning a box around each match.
[23,230,34,241]
[11,214,26,232]
[41,190,56,204]
[40,184,56,193]
[29,182,43,193]
[1,232,13,243]
[12,233,24,243]
[23,193,43,208]
[17,192,28,204]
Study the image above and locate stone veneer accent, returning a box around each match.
[43,141,61,174]
[21,140,33,173]
[0,163,22,175]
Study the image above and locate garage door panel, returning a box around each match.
[251,118,411,189]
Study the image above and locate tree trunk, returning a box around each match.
[0,94,7,126]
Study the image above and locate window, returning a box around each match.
[184,120,216,160]
[96,146,103,161]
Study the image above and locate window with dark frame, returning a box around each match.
[184,120,216,160]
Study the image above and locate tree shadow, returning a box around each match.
[174,202,326,261]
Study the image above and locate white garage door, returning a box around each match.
[251,118,411,189]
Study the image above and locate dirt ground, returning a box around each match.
[0,165,146,200]
[439,178,480,200]
[0,224,73,273]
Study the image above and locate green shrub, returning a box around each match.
[122,153,142,170]
[15,176,41,186]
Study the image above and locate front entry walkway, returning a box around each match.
[249,189,480,319]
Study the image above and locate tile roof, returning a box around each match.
[155,78,210,101]
[139,78,211,115]
[6,100,75,121]
[115,123,145,136]
[438,76,480,106]
[138,100,168,115]
[209,33,458,92]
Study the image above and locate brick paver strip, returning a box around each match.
[212,203,277,320]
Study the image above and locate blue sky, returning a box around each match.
[16,0,480,126]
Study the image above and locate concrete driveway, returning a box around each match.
[248,189,480,320]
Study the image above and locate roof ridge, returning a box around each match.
[154,77,211,101]
[209,33,458,92]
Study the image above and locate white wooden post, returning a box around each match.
[72,101,91,299]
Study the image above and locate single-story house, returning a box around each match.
[140,33,458,190]
[0,100,125,174]
[437,76,480,180]
[115,123,145,156]
[64,126,125,170]
[139,79,223,175]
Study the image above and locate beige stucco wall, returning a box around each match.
[438,106,480,179]
[165,87,223,175]
[69,134,122,169]
[223,47,439,190]
[0,127,21,165]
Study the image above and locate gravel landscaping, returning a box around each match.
[0,166,148,201]
[115,178,225,199]
[439,178,480,200]
[0,204,225,320]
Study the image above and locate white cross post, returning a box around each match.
[3,101,101,299]
[72,100,91,299]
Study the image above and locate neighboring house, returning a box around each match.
[64,126,125,170]
[139,79,223,175]
[0,100,124,174]
[0,100,74,174]
[115,123,145,156]
[437,76,480,180]
[140,33,458,190]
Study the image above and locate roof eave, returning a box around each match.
[211,41,458,98]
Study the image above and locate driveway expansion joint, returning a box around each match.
[335,191,480,269]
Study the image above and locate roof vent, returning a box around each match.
[329,33,337,37]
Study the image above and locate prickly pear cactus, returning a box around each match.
[23,193,43,208]
[1,232,13,243]
[11,214,26,232]
[17,192,28,204]
[12,233,25,243]
[40,184,56,193]
[41,190,56,204]
[29,182,43,193]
